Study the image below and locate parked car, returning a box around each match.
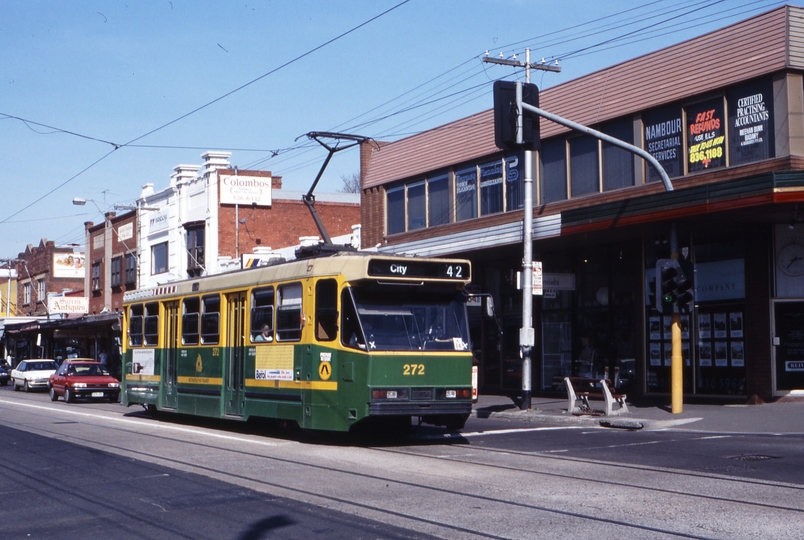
[11,360,59,392]
[0,366,9,386]
[48,360,120,403]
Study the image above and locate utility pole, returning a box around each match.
[484,50,559,410]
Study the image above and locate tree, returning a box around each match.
[339,172,360,193]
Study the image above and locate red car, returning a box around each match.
[49,360,120,403]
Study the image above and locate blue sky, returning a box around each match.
[0,0,790,258]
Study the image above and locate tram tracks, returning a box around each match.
[2,397,802,539]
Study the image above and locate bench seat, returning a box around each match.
[564,376,628,416]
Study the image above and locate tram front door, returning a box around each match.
[163,301,179,409]
[226,292,247,416]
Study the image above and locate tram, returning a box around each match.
[122,251,475,432]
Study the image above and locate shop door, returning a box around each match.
[163,301,179,409]
[225,292,246,416]
[773,301,804,392]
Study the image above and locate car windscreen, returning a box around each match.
[69,364,110,376]
[348,288,470,352]
[31,362,58,371]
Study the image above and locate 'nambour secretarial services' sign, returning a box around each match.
[220,175,272,207]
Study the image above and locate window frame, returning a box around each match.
[250,286,275,343]
[276,283,303,342]
[152,242,168,275]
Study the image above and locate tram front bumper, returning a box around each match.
[369,387,472,416]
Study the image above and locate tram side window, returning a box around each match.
[341,289,365,350]
[276,283,302,342]
[182,297,200,345]
[129,304,144,347]
[251,287,274,342]
[315,279,338,341]
[201,295,220,344]
[144,302,160,346]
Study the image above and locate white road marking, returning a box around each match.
[0,399,283,447]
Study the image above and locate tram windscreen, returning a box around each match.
[346,288,470,352]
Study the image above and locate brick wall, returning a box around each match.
[217,199,360,258]
[16,239,84,316]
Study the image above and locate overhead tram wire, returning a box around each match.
[555,0,788,61]
[0,1,411,225]
[497,0,704,55]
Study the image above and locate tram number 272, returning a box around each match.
[403,364,425,376]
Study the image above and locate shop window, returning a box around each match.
[601,118,635,191]
[728,78,774,166]
[111,257,122,288]
[315,279,338,341]
[201,295,220,344]
[569,135,599,197]
[540,138,567,204]
[129,304,144,347]
[386,185,405,235]
[686,98,726,174]
[91,262,102,292]
[407,181,425,230]
[186,223,205,277]
[152,242,168,275]
[456,167,477,221]
[428,174,450,227]
[505,154,523,211]
[181,297,200,345]
[276,283,302,341]
[144,302,159,346]
[124,253,137,286]
[480,160,503,215]
[643,105,684,182]
[251,287,274,342]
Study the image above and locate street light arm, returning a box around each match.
[521,102,674,192]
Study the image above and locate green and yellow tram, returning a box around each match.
[122,252,474,432]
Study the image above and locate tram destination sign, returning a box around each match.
[368,258,470,280]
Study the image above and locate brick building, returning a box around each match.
[14,239,84,317]
[83,209,138,314]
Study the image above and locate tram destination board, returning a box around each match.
[367,258,470,280]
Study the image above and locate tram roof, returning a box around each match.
[124,251,471,302]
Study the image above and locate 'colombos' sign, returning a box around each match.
[220,175,272,207]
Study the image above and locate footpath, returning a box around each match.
[472,393,804,435]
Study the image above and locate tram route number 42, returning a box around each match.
[403,363,425,375]
[446,265,463,278]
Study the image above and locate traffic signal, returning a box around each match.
[654,259,695,314]
[492,80,540,151]
[656,260,678,313]
[675,260,694,313]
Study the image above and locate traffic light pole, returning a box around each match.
[670,224,683,414]
[487,50,674,411]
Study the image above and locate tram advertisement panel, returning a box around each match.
[728,78,774,166]
[686,98,726,173]
[644,105,684,182]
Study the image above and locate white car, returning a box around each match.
[11,360,59,392]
